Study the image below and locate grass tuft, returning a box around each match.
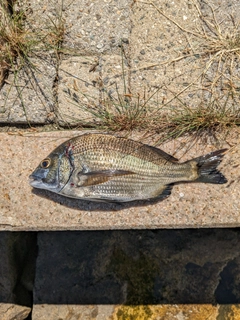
[0,0,66,123]
[0,1,33,86]
[98,94,149,131]
[156,100,240,141]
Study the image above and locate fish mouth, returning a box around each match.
[29,174,44,188]
[29,173,63,192]
[29,167,50,189]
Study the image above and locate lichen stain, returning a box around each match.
[107,247,159,305]
[217,305,240,320]
[110,304,219,320]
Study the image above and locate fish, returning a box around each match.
[29,133,228,202]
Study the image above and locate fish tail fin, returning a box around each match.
[192,149,228,184]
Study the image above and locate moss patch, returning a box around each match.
[108,247,159,305]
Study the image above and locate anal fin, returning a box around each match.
[150,184,173,201]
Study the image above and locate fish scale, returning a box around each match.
[29,133,228,202]
[71,134,177,164]
[73,150,186,180]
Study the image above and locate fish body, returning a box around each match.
[29,133,227,202]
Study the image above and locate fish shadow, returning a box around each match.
[31,188,168,211]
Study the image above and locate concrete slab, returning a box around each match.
[32,304,114,320]
[10,0,131,55]
[0,129,239,231]
[31,304,240,320]
[129,0,240,110]
[62,0,132,54]
[57,56,101,125]
[0,0,59,124]
[57,55,130,126]
[0,0,132,124]
[129,0,199,108]
[0,57,56,124]
[0,304,31,320]
[32,229,240,318]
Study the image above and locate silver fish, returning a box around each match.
[29,133,227,202]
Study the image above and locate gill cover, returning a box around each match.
[29,148,74,193]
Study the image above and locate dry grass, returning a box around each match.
[147,0,240,68]
[154,98,240,141]
[0,0,65,80]
[0,0,31,86]
[131,0,240,141]
[62,84,152,131]
[97,94,149,131]
[63,0,240,141]
[0,0,65,123]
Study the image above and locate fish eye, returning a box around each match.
[41,158,51,168]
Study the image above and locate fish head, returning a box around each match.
[29,144,73,193]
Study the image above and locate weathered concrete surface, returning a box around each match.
[32,304,114,320]
[130,0,201,107]
[58,56,100,125]
[0,129,239,231]
[32,304,240,320]
[58,55,130,126]
[0,304,31,320]
[0,56,56,124]
[62,0,132,54]
[31,304,240,320]
[1,0,239,125]
[0,0,58,124]
[32,229,240,319]
[129,0,240,110]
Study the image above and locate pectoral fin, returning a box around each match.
[76,169,135,187]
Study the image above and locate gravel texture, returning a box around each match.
[129,0,240,111]
[62,0,132,54]
[57,55,130,126]
[0,57,56,124]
